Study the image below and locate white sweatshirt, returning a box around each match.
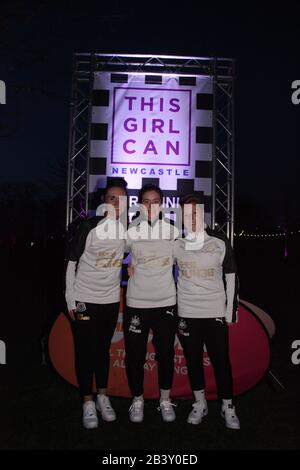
[65,216,125,311]
[126,218,179,309]
[174,228,239,323]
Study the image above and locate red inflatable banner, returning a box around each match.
[49,301,272,399]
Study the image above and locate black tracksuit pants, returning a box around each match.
[178,316,233,399]
[71,301,119,396]
[124,305,177,397]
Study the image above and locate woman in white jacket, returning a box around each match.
[124,183,178,424]
[175,193,240,430]
[65,177,128,429]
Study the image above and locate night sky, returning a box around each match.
[1,2,300,228]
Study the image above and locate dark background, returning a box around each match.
[0,1,299,452]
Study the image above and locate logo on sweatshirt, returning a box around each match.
[129,315,142,333]
[166,309,174,316]
[178,319,189,336]
[76,302,87,313]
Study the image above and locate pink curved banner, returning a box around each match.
[49,302,270,400]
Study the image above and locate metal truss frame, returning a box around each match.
[66,53,235,244]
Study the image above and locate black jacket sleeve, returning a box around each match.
[206,227,239,323]
[222,237,239,323]
[222,236,237,274]
[67,217,101,263]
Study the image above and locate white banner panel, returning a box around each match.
[111,85,191,166]
[89,72,212,213]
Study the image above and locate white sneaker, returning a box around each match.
[82,400,98,429]
[96,394,116,422]
[129,396,144,423]
[221,404,240,430]
[158,399,176,422]
[187,400,208,425]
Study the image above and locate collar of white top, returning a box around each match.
[184,224,207,239]
[183,226,207,249]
